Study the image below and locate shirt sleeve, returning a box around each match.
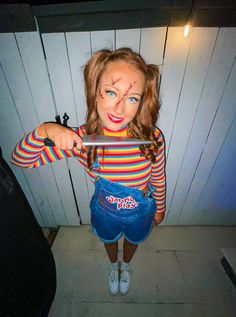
[11,125,87,169]
[150,128,166,214]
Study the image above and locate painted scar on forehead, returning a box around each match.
[99,88,104,99]
[116,81,137,105]
[111,77,122,86]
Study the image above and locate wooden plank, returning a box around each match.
[12,168,46,227]
[48,159,80,225]
[0,4,36,33]
[41,33,78,126]
[36,164,68,225]
[167,28,236,225]
[179,57,236,225]
[90,30,115,53]
[41,32,82,225]
[140,27,167,66]
[162,27,218,223]
[65,31,91,125]
[157,27,192,225]
[0,33,57,227]
[115,29,140,52]
[195,115,236,225]
[23,168,58,226]
[14,32,56,121]
[15,31,68,226]
[66,31,93,224]
[158,27,193,154]
[0,62,45,227]
[33,1,236,33]
[35,10,170,33]
[0,33,40,133]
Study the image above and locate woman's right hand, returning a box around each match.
[38,122,83,150]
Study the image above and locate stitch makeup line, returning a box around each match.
[96,60,145,131]
[115,81,137,106]
[99,88,105,99]
[111,77,122,86]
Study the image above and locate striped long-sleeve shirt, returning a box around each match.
[12,125,166,213]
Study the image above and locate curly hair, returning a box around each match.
[83,47,161,170]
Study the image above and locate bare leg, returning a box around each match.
[104,242,118,263]
[123,238,138,263]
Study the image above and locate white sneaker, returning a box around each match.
[120,264,130,295]
[108,263,119,295]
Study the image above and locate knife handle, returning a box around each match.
[43,138,77,147]
[44,138,55,146]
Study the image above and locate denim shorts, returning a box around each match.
[90,176,156,245]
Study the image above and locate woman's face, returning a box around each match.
[97,61,145,131]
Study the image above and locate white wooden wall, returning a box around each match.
[0,26,235,227]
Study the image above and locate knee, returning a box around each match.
[124,238,139,248]
[104,242,117,247]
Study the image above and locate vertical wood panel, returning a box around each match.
[48,159,80,225]
[167,28,236,225]
[0,34,39,133]
[140,27,167,66]
[197,115,236,225]
[15,31,68,225]
[115,29,140,52]
[158,27,193,153]
[14,32,56,121]
[0,33,57,227]
[0,63,45,227]
[66,32,91,125]
[179,58,236,224]
[90,30,115,52]
[42,33,78,126]
[163,28,218,222]
[42,32,82,225]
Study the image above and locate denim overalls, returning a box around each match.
[90,172,156,245]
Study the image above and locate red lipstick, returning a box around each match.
[107,114,124,124]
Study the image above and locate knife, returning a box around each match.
[44,135,152,147]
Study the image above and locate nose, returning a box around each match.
[113,98,125,115]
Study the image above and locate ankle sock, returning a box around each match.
[111,261,119,270]
[121,261,130,271]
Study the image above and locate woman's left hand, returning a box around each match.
[152,213,165,227]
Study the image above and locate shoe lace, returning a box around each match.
[120,270,129,283]
[110,269,118,283]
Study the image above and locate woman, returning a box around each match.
[12,48,166,295]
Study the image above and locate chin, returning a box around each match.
[106,123,123,131]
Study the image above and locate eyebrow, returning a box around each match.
[104,84,142,97]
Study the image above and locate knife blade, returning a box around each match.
[44,135,152,147]
[82,135,152,146]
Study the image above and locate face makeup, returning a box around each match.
[97,61,145,131]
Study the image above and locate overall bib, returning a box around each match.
[90,175,156,244]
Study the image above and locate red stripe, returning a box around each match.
[26,134,43,149]
[101,159,148,165]
[98,150,141,157]
[51,147,61,160]
[99,165,150,174]
[18,143,37,159]
[102,174,149,182]
[43,149,54,162]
